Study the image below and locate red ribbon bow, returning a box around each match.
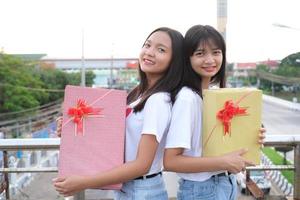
[68,99,103,136]
[217,100,247,136]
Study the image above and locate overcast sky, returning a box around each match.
[1,0,300,62]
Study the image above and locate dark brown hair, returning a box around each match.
[183,25,226,95]
[127,27,184,112]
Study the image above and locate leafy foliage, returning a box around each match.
[262,147,294,184]
[280,52,300,67]
[0,54,45,112]
[0,54,95,113]
[275,52,300,77]
[256,64,273,91]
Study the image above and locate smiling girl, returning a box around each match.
[54,27,184,200]
[164,25,265,200]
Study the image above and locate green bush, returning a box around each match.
[262,147,294,184]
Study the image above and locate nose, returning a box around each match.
[204,53,214,64]
[145,47,154,57]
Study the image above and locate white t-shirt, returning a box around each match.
[165,87,223,182]
[126,92,171,175]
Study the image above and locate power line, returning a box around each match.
[0,99,62,117]
[0,83,64,92]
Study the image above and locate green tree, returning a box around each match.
[275,52,300,77]
[280,52,300,67]
[256,64,272,91]
[256,64,270,72]
[66,71,96,87]
[226,63,234,72]
[0,53,96,114]
[0,54,47,113]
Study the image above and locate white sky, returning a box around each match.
[1,0,300,62]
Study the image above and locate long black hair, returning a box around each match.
[127,27,184,112]
[183,25,226,95]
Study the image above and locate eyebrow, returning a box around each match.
[194,48,204,52]
[195,47,221,52]
[146,39,170,49]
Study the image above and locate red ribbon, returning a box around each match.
[68,99,103,136]
[126,107,132,117]
[217,100,247,136]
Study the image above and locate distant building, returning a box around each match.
[233,62,256,77]
[39,57,139,88]
[41,57,139,71]
[233,60,280,77]
[259,59,280,70]
[10,54,47,61]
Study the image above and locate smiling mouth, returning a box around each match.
[202,66,216,72]
[143,58,155,65]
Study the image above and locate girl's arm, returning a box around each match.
[54,92,171,197]
[164,127,264,174]
[163,89,265,175]
[164,147,253,174]
[54,134,158,196]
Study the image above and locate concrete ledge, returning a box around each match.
[263,95,300,112]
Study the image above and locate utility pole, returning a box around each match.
[109,43,114,88]
[81,29,86,87]
[217,0,227,41]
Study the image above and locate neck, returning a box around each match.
[146,74,161,90]
[201,77,210,90]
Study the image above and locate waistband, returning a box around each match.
[215,171,231,177]
[134,172,162,180]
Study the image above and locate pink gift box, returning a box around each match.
[58,85,126,190]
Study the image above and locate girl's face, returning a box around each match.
[139,31,172,80]
[190,40,223,80]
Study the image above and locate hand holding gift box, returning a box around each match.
[202,88,262,165]
[58,85,126,190]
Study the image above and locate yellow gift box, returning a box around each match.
[202,88,262,164]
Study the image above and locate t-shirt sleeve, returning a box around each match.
[165,92,196,150]
[141,93,172,142]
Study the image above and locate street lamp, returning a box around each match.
[109,43,114,89]
[272,23,300,31]
[81,29,86,87]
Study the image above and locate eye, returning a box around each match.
[194,51,204,56]
[158,47,166,53]
[143,42,151,48]
[213,50,222,55]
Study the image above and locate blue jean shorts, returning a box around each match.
[177,173,237,200]
[114,174,168,200]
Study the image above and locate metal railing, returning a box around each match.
[245,135,300,199]
[0,135,299,200]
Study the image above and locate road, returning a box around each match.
[262,100,300,161]
[262,101,300,135]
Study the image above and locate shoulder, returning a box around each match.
[147,92,170,104]
[176,87,201,102]
[173,87,202,111]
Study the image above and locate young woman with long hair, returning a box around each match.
[164,25,265,200]
[54,27,184,200]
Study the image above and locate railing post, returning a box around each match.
[3,150,10,199]
[1,130,10,200]
[73,191,85,200]
[295,144,300,200]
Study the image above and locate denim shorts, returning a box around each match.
[177,174,237,200]
[114,174,168,200]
